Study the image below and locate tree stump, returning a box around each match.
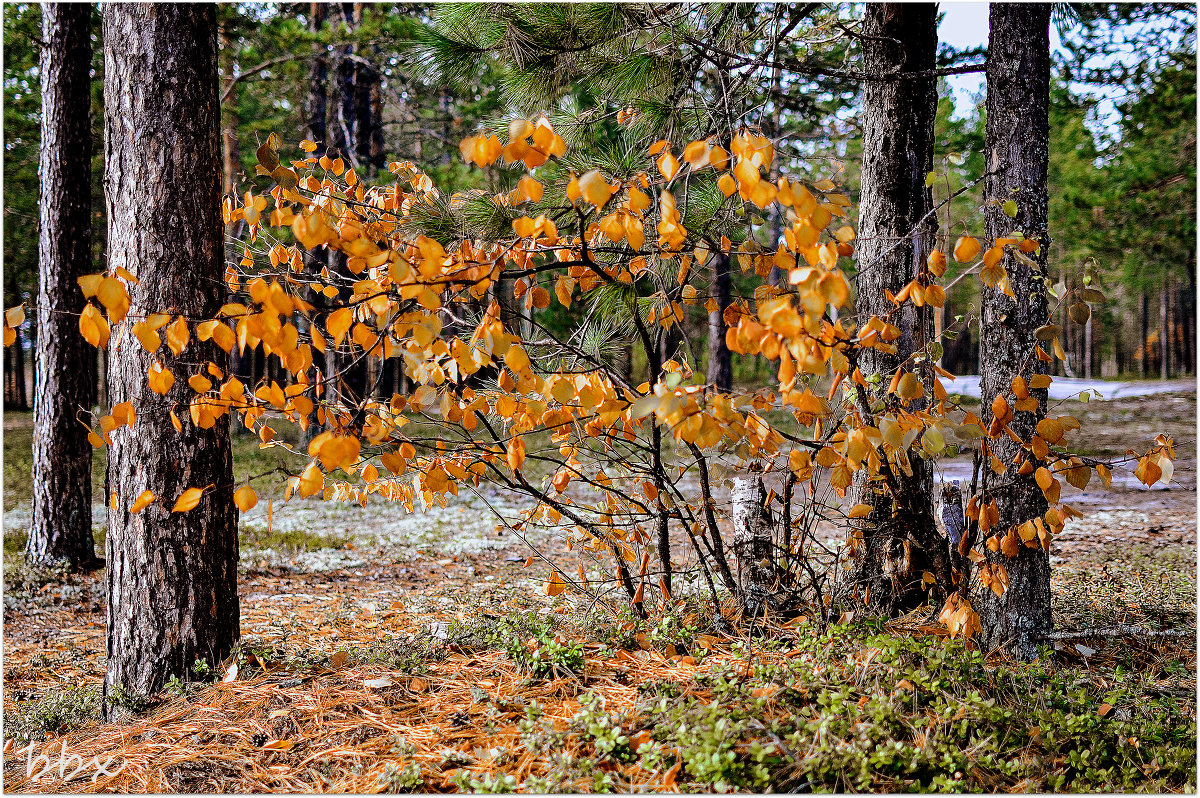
[730,473,775,620]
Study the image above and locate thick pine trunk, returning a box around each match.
[977,3,1053,659]
[102,3,239,712]
[29,3,98,569]
[847,3,945,615]
[706,252,733,391]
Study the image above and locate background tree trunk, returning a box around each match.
[29,2,97,569]
[1160,276,1170,379]
[306,2,328,155]
[977,3,1053,660]
[847,2,943,615]
[1140,290,1149,377]
[706,252,733,391]
[102,3,239,713]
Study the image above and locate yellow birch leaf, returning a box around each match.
[233,485,258,511]
[129,489,155,514]
[148,363,175,395]
[165,316,190,356]
[172,487,205,513]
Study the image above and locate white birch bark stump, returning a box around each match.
[730,473,774,620]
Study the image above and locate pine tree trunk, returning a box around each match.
[1160,276,1169,380]
[29,3,98,569]
[306,3,328,154]
[977,3,1053,660]
[847,3,945,615]
[219,21,241,201]
[706,252,733,391]
[351,6,383,176]
[1183,254,1195,374]
[1084,313,1093,379]
[1140,290,1149,377]
[102,3,239,712]
[14,325,28,410]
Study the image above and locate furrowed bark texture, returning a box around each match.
[30,3,98,569]
[102,3,239,710]
[978,3,1053,660]
[848,3,944,614]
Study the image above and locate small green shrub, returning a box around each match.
[4,686,100,745]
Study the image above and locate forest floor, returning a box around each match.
[2,385,1196,792]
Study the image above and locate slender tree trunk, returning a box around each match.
[13,326,28,410]
[706,252,733,391]
[29,3,97,569]
[977,3,1053,660]
[306,3,328,155]
[1183,254,1195,374]
[102,3,238,713]
[219,21,241,202]
[1084,314,1093,379]
[1160,276,1169,380]
[1140,290,1149,377]
[351,5,383,176]
[847,3,945,615]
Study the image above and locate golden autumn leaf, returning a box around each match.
[298,461,324,497]
[165,316,190,356]
[926,249,947,277]
[848,503,874,519]
[544,571,567,597]
[233,485,258,512]
[325,307,354,345]
[577,170,614,207]
[717,172,736,197]
[953,235,981,263]
[129,489,155,514]
[657,148,680,180]
[96,277,130,322]
[171,486,206,513]
[506,436,526,471]
[110,401,137,428]
[148,363,175,395]
[79,304,110,348]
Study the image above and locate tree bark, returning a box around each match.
[706,252,733,391]
[730,473,774,620]
[351,5,383,175]
[29,3,98,569]
[847,3,944,615]
[306,2,328,155]
[102,3,239,712]
[1160,275,1170,380]
[219,20,241,201]
[977,3,1053,660]
[1140,290,1149,377]
[1084,313,1093,379]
